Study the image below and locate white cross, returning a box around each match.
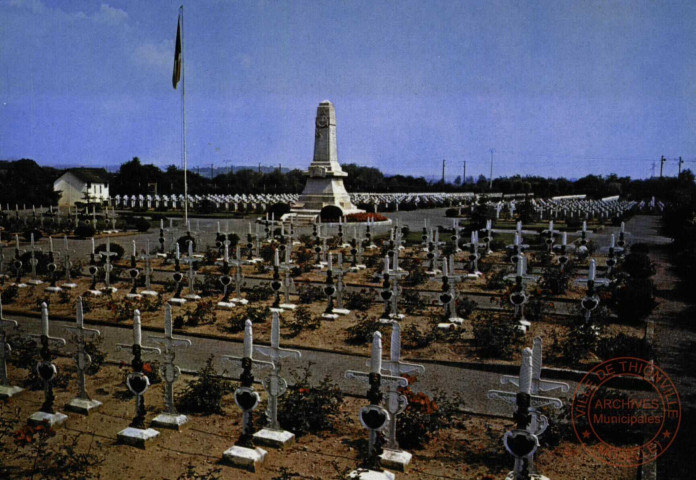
[254,311,301,430]
[64,297,101,400]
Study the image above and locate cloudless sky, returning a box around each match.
[1,0,694,180]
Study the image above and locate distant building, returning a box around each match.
[53,168,110,207]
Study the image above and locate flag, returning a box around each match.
[172,14,182,89]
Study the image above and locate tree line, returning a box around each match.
[0,157,693,204]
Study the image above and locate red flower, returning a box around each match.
[142,363,153,374]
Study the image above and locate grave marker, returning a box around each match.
[0,299,23,399]
[28,303,68,427]
[150,305,192,429]
[222,320,273,471]
[252,311,301,448]
[64,297,102,414]
[116,310,162,448]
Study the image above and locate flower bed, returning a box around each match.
[345,212,389,222]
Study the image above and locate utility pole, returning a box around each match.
[211,163,214,179]
[462,160,466,184]
[442,159,446,184]
[489,149,495,190]
[660,155,666,178]
[679,156,684,175]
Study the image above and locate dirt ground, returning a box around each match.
[1,246,640,371]
[0,359,636,480]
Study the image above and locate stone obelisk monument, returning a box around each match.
[291,101,362,217]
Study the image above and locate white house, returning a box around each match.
[54,168,110,207]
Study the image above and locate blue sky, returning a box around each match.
[1,0,694,180]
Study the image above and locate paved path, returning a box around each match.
[7,311,578,418]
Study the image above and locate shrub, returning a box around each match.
[297,284,324,304]
[597,333,652,360]
[557,322,599,366]
[184,300,217,327]
[245,284,273,302]
[541,267,570,294]
[177,355,232,415]
[445,208,460,217]
[105,298,137,321]
[344,290,373,311]
[74,223,96,239]
[277,364,343,436]
[612,277,656,322]
[283,305,320,337]
[177,234,196,252]
[134,217,151,232]
[142,360,162,385]
[471,314,524,357]
[83,335,106,375]
[267,202,291,220]
[1,285,19,305]
[345,314,385,345]
[401,324,434,350]
[621,252,655,279]
[222,305,269,333]
[401,258,426,286]
[95,242,125,261]
[402,289,424,315]
[22,228,42,242]
[484,269,508,290]
[455,296,477,318]
[396,377,463,449]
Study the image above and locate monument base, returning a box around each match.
[222,445,267,472]
[61,283,78,289]
[168,298,187,306]
[45,286,62,293]
[13,283,28,288]
[252,428,295,449]
[448,316,464,325]
[102,287,118,294]
[333,308,351,315]
[126,293,142,300]
[27,280,43,286]
[437,322,461,331]
[379,314,405,324]
[379,448,412,472]
[279,303,297,311]
[152,413,189,430]
[321,313,339,320]
[117,427,160,448]
[0,385,23,400]
[66,397,102,415]
[348,469,395,480]
[426,269,442,276]
[505,473,550,480]
[86,290,102,296]
[184,294,201,301]
[350,265,367,272]
[231,297,249,305]
[141,290,159,297]
[217,301,236,310]
[28,411,68,428]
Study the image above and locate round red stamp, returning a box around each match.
[571,357,681,467]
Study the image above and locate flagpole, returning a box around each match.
[180,4,188,226]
